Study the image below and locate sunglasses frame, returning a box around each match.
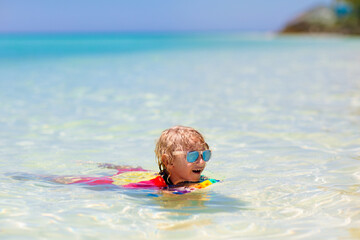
[172,150,212,163]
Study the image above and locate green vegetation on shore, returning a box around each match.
[281,0,360,35]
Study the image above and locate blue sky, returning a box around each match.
[0,0,333,33]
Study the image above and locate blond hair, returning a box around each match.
[155,125,209,174]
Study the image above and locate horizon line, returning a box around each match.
[0,29,279,36]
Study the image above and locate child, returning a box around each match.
[56,125,218,194]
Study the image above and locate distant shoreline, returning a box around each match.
[280,3,360,35]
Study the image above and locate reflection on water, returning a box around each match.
[318,184,360,197]
[152,191,246,214]
[157,218,213,231]
[349,228,360,239]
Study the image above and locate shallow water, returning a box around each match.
[0,33,360,239]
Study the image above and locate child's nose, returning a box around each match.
[197,156,206,165]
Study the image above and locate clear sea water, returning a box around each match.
[0,33,360,239]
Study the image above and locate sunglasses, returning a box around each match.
[173,150,212,163]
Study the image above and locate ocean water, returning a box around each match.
[0,33,360,239]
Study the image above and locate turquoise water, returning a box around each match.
[0,33,360,239]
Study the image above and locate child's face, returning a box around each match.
[166,141,208,185]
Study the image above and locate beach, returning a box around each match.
[1,33,360,239]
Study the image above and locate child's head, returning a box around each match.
[155,125,210,184]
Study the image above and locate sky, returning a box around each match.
[0,0,334,33]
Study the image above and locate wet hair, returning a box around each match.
[155,125,209,174]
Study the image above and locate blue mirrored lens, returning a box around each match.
[202,150,211,161]
[187,151,199,163]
